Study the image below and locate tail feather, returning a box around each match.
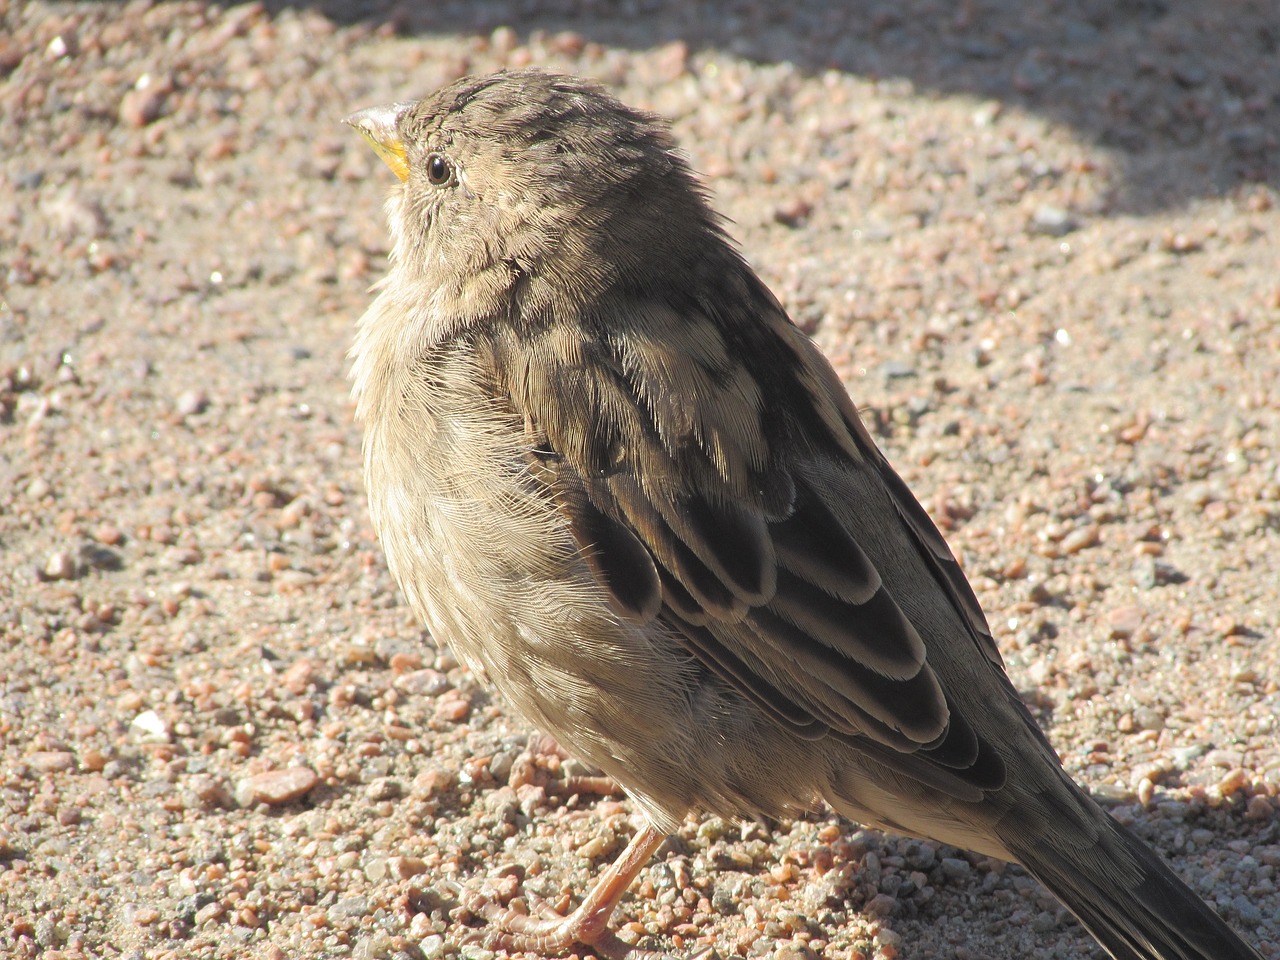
[1003,795,1263,960]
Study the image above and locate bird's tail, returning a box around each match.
[999,783,1262,960]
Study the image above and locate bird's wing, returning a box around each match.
[477,288,1011,800]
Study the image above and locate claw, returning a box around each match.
[434,825,675,958]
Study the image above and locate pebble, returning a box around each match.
[1231,895,1263,924]
[42,189,109,238]
[41,550,77,581]
[1105,605,1143,639]
[393,668,450,696]
[865,893,896,917]
[1031,911,1058,932]
[118,73,172,127]
[879,360,918,380]
[27,750,76,773]
[373,855,428,881]
[364,777,403,801]
[1059,524,1100,554]
[175,389,210,417]
[281,657,316,694]
[939,857,971,880]
[327,896,370,919]
[434,694,471,722]
[1131,707,1166,732]
[1030,205,1077,236]
[93,523,124,545]
[129,710,170,743]
[1245,795,1273,820]
[235,766,320,807]
[775,943,817,960]
[194,901,226,926]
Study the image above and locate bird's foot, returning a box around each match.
[457,880,709,960]
[446,825,710,960]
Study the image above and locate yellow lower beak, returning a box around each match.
[344,103,415,182]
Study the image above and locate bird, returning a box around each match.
[343,69,1264,960]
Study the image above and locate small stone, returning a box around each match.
[773,198,813,228]
[93,523,124,546]
[1030,205,1076,236]
[194,901,225,925]
[776,943,817,960]
[43,189,109,238]
[365,777,403,801]
[281,657,315,695]
[1218,769,1249,795]
[236,766,319,807]
[411,766,455,799]
[28,750,76,773]
[388,651,423,673]
[388,855,429,880]
[1031,910,1057,932]
[490,25,518,54]
[578,834,614,860]
[175,389,209,417]
[434,694,471,722]
[1105,605,1143,639]
[393,668,450,696]
[879,360,918,380]
[866,892,896,916]
[1211,614,1244,637]
[875,927,901,950]
[328,896,371,919]
[42,550,77,581]
[119,74,172,127]
[1137,777,1155,807]
[515,783,546,817]
[1060,524,1100,554]
[1131,706,1165,732]
[189,774,235,808]
[25,477,52,499]
[939,857,971,880]
[1246,795,1274,820]
[1231,894,1263,924]
[33,916,57,947]
[46,34,72,59]
[129,710,170,743]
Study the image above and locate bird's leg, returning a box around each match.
[458,823,670,959]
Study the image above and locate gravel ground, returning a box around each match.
[2,2,1278,959]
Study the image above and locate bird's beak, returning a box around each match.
[344,102,414,182]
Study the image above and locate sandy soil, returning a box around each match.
[1,2,1278,959]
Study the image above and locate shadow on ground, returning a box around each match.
[253,0,1278,214]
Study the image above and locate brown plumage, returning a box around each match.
[345,70,1263,960]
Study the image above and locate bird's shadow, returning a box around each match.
[261,0,1278,215]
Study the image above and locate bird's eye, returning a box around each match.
[426,153,452,185]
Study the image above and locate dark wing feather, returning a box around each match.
[556,472,662,622]
[480,292,1009,799]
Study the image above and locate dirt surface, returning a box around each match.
[2,2,1279,959]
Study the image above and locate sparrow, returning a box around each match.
[344,69,1263,960]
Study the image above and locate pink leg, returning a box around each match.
[458,824,676,959]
